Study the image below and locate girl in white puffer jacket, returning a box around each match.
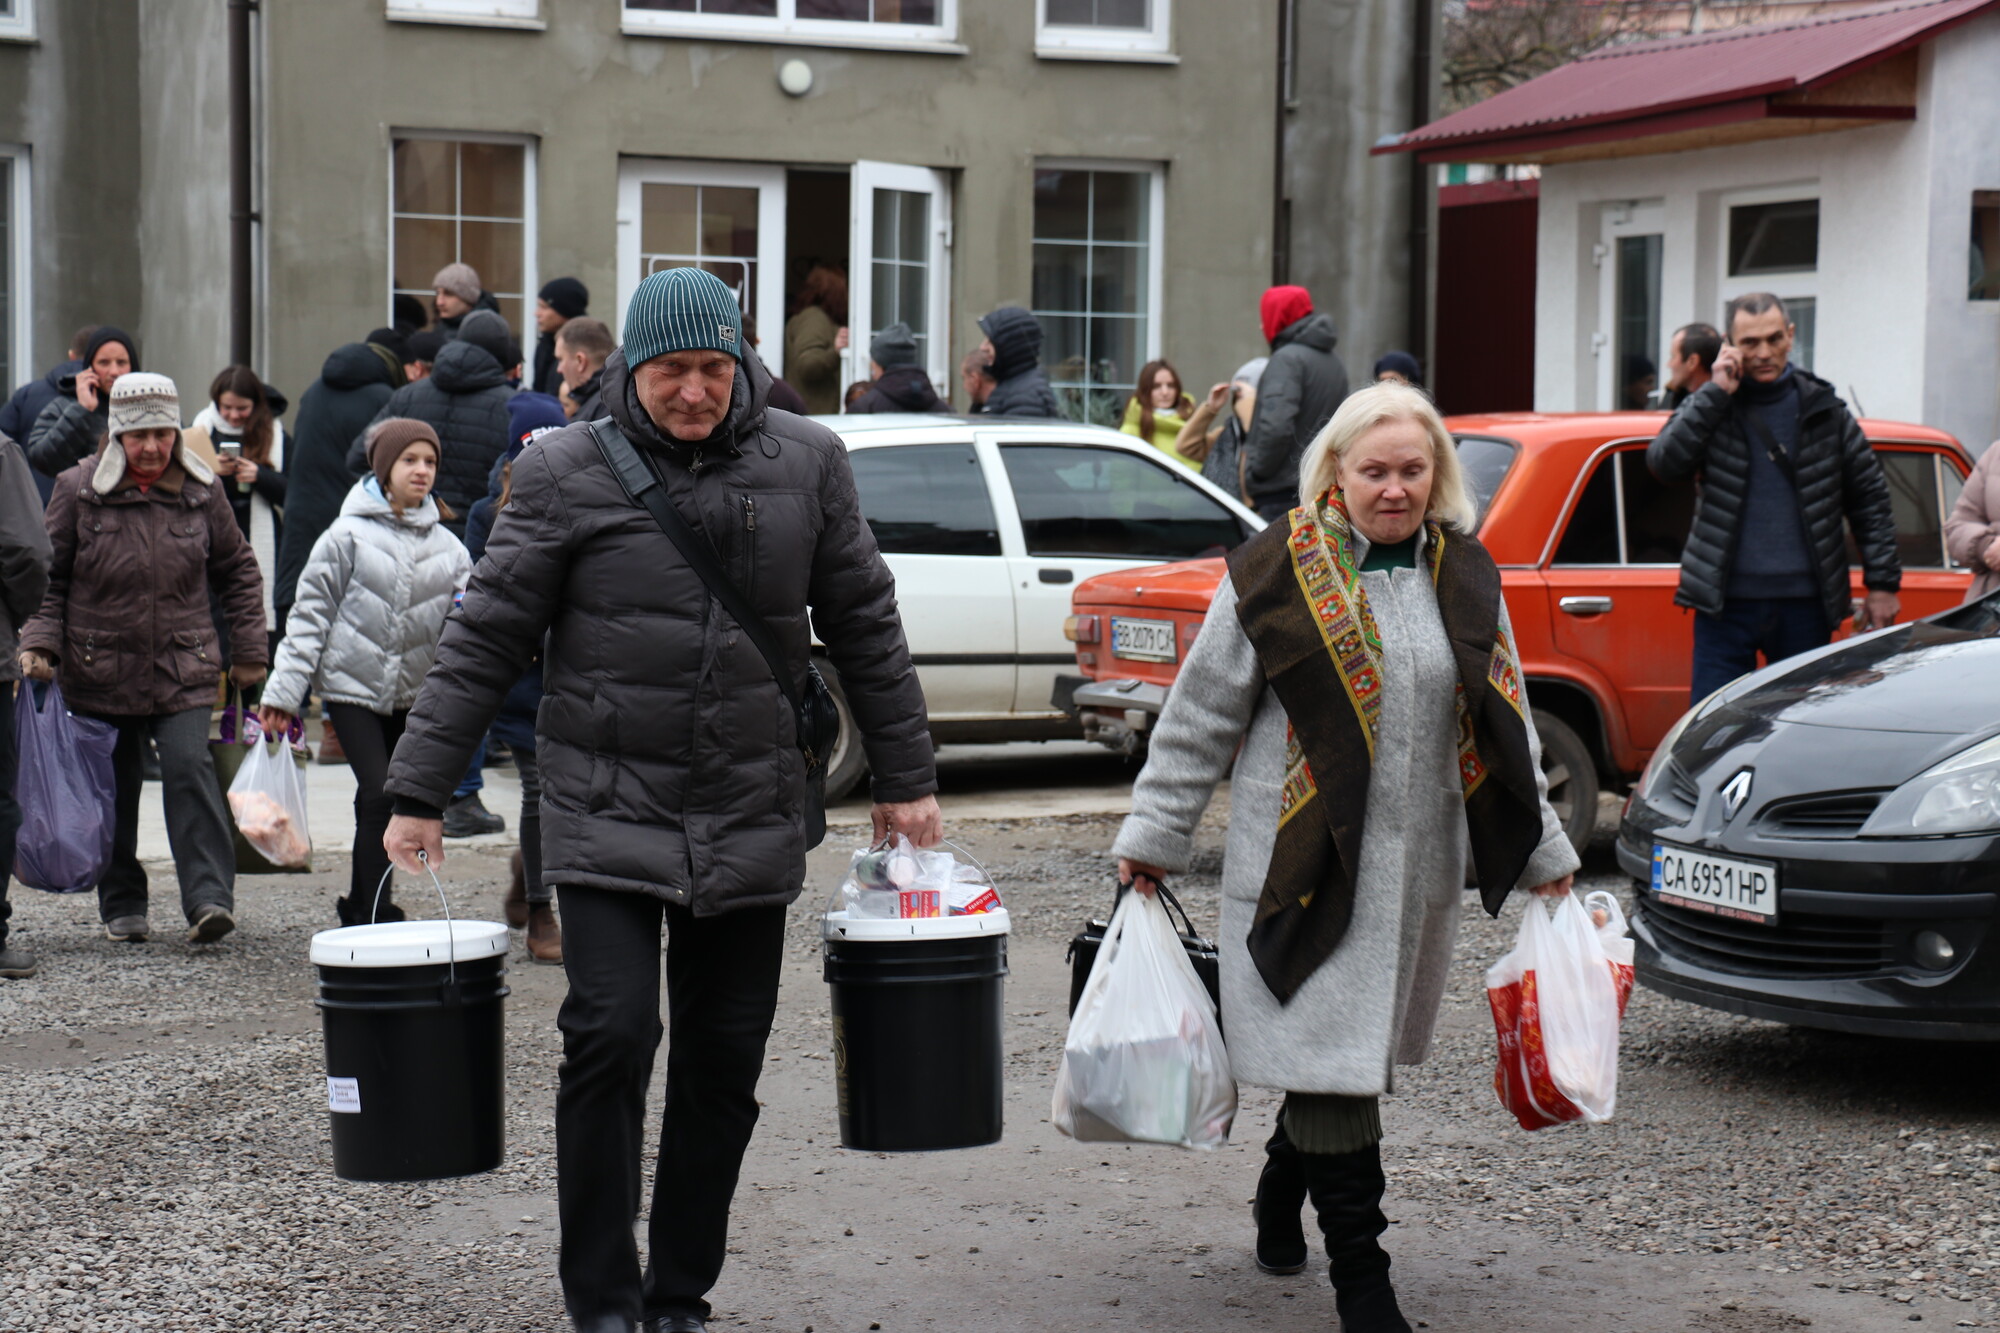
[261,419,470,924]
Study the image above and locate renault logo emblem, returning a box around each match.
[1721,769,1754,821]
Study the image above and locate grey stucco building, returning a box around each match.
[0,0,1431,424]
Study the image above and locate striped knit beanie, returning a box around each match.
[622,268,742,368]
[106,373,181,440]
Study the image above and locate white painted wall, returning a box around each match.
[1533,10,2000,453]
[1919,17,2000,455]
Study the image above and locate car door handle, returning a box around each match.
[1559,596,1614,616]
[1038,568,1074,584]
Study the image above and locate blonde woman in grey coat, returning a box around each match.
[1114,381,1580,1332]
[260,419,469,925]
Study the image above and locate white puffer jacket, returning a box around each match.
[265,478,471,717]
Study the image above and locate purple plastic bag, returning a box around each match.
[13,680,119,894]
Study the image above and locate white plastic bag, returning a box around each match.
[226,729,313,869]
[1052,889,1236,1150]
[1485,889,1635,1129]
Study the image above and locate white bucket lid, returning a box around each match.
[310,920,510,968]
[822,907,1011,942]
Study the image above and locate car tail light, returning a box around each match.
[1064,614,1101,644]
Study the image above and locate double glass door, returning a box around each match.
[617,158,951,397]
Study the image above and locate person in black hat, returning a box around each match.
[850,322,941,413]
[534,278,590,399]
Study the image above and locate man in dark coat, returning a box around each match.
[273,339,403,632]
[1648,292,1900,702]
[432,262,502,336]
[554,316,615,422]
[1242,285,1350,521]
[350,309,515,536]
[850,322,941,413]
[974,306,1061,417]
[534,277,590,398]
[381,268,938,1333]
[0,325,96,505]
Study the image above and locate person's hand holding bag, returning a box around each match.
[17,650,54,682]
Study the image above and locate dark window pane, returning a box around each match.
[1451,435,1517,529]
[850,443,1001,557]
[1615,234,1661,409]
[458,142,524,219]
[1046,0,1149,25]
[394,216,456,293]
[703,0,778,12]
[1728,199,1819,276]
[799,0,868,17]
[1620,450,1694,565]
[886,0,936,19]
[627,0,700,8]
[1045,0,1094,21]
[1033,243,1087,312]
[460,219,524,296]
[1088,241,1143,316]
[1089,171,1146,242]
[1974,191,2000,300]
[1033,170,1090,241]
[393,139,456,217]
[1848,451,1945,571]
[701,186,760,258]
[1552,457,1619,565]
[641,183,699,258]
[1089,317,1141,395]
[1040,316,1088,379]
[1002,445,1242,559]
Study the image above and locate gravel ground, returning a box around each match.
[2,804,1995,1330]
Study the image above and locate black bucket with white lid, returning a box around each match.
[311,916,510,1182]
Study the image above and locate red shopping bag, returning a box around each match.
[1486,890,1636,1131]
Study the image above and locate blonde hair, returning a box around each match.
[1295,380,1475,529]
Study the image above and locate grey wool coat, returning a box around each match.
[1113,530,1579,1098]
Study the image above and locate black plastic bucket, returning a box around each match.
[311,920,511,1182]
[823,910,1010,1152]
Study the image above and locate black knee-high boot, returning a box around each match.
[1299,1142,1413,1333]
[1254,1116,1310,1274]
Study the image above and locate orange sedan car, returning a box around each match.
[1059,411,1973,852]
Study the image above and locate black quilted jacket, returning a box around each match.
[385,347,936,916]
[1646,371,1900,628]
[349,340,513,536]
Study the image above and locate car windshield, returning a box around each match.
[1452,435,1518,530]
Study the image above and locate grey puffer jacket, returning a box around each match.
[384,345,937,916]
[1243,313,1349,512]
[1647,371,1900,628]
[264,479,470,717]
[349,339,513,536]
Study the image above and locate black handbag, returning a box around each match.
[589,419,841,848]
[1066,878,1222,1019]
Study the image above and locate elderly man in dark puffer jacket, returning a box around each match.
[348,309,515,537]
[381,268,939,1333]
[1649,291,1900,702]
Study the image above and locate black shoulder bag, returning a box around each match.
[1066,878,1221,1024]
[588,418,843,848]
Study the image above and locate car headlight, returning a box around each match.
[1861,733,2000,836]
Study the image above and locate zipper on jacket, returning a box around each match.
[743,496,758,602]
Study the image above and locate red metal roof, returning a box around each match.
[1378,0,1999,160]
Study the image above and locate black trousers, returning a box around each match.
[324,703,409,911]
[555,884,786,1324]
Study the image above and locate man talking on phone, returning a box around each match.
[1648,291,1901,702]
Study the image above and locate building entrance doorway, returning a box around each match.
[618,158,952,408]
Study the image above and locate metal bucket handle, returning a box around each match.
[367,850,461,1004]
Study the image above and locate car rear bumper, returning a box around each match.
[1616,828,2000,1040]
[1061,677,1169,755]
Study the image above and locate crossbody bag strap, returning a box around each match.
[1737,403,1797,483]
[587,418,808,728]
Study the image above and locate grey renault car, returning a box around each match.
[1618,593,2000,1040]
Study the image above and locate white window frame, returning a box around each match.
[614,159,787,376]
[0,0,35,42]
[622,0,961,52]
[387,130,539,332]
[847,161,954,397]
[0,146,29,395]
[386,0,543,30]
[1036,0,1173,59]
[1594,198,1664,413]
[1030,158,1167,424]
[1718,183,1820,367]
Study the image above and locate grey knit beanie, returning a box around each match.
[622,268,743,367]
[107,373,181,440]
[432,262,482,306]
[869,322,921,371]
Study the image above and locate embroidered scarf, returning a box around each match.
[1227,489,1543,1004]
